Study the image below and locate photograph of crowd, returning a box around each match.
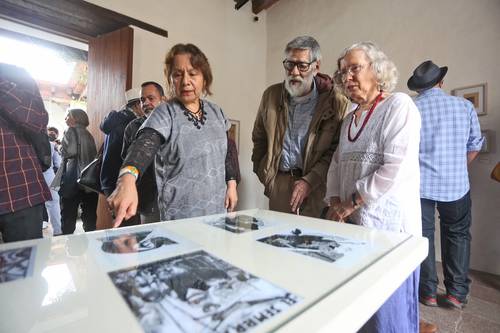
[109,250,300,332]
[204,214,268,234]
[258,228,366,263]
[98,230,177,254]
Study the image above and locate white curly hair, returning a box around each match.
[333,41,398,94]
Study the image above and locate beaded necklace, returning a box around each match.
[348,92,383,142]
[182,100,207,129]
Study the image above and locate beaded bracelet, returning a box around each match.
[118,166,139,180]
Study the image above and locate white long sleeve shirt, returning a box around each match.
[325,93,422,236]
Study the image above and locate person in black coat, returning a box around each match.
[100,89,144,225]
[122,82,165,223]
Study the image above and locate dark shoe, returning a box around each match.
[419,295,438,307]
[443,294,466,309]
[419,320,438,333]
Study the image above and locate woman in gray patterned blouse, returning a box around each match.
[108,43,238,226]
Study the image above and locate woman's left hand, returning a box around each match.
[334,200,356,220]
[225,180,238,212]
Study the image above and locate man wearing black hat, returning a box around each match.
[408,61,483,310]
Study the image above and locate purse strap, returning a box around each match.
[75,127,81,166]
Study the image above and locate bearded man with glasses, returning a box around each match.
[252,36,349,217]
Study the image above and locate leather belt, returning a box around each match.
[279,168,303,177]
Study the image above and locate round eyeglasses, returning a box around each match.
[338,63,370,81]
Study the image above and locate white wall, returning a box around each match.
[86,0,269,210]
[266,0,500,275]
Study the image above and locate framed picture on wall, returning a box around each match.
[228,119,240,153]
[451,83,487,116]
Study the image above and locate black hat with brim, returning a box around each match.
[407,60,448,91]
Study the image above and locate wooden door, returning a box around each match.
[87,26,133,146]
[86,26,133,230]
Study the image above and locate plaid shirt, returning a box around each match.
[0,63,51,215]
[414,88,483,201]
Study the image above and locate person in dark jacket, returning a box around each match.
[122,82,165,223]
[52,109,98,234]
[100,89,144,226]
[100,89,144,197]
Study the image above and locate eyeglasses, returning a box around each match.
[338,63,370,80]
[283,59,316,73]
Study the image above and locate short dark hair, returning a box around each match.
[164,43,213,96]
[47,126,59,136]
[141,81,165,97]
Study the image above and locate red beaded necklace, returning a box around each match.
[348,91,384,142]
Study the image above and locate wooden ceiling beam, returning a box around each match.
[251,0,280,14]
[0,0,168,42]
[0,3,92,42]
[80,1,168,38]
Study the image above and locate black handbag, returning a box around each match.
[78,145,104,194]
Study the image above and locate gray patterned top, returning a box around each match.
[142,99,229,220]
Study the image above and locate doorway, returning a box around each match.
[0,19,88,136]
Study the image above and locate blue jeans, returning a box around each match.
[419,192,472,301]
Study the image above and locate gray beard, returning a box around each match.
[285,76,313,97]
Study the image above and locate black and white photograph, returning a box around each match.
[109,250,301,333]
[258,228,366,263]
[0,246,36,283]
[98,230,177,254]
[90,228,200,272]
[204,214,275,234]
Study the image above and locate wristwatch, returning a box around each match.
[351,192,360,209]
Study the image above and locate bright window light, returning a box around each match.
[0,36,75,84]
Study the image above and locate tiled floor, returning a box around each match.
[420,265,500,333]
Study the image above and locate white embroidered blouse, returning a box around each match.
[325,93,422,236]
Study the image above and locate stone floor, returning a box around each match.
[420,265,500,333]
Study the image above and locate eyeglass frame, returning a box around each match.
[282,59,317,73]
[337,62,371,81]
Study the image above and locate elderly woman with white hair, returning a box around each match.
[324,42,422,332]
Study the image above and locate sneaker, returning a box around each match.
[443,294,466,309]
[419,295,438,307]
[42,221,50,229]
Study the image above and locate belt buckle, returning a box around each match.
[290,168,301,177]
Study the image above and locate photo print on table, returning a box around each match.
[258,228,366,263]
[204,214,275,234]
[0,246,36,283]
[98,230,177,254]
[109,250,301,333]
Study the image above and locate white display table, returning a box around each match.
[0,209,427,333]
